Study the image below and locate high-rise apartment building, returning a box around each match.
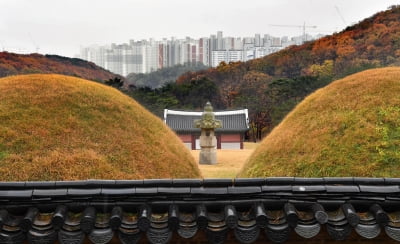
[199,37,210,66]
[217,31,224,50]
[233,38,243,50]
[144,40,158,73]
[211,50,243,67]
[255,34,261,47]
[130,42,145,74]
[105,44,124,75]
[80,44,108,68]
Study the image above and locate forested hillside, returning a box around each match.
[0,52,121,82]
[126,62,207,89]
[130,5,400,141]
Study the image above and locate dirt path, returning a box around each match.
[192,143,258,178]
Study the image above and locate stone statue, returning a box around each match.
[194,102,222,165]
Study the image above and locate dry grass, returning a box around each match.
[0,74,200,180]
[195,143,258,178]
[239,67,400,178]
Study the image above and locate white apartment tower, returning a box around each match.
[211,50,243,67]
[199,37,210,66]
[144,40,159,73]
[105,44,123,76]
[217,31,223,50]
[255,34,261,47]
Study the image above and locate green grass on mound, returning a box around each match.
[0,74,201,180]
[239,67,400,177]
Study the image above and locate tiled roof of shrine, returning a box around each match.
[164,109,249,133]
[1,177,400,244]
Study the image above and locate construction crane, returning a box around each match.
[28,33,40,53]
[270,23,317,42]
[335,5,347,26]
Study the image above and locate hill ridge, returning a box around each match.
[0,52,121,82]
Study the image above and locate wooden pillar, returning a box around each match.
[217,134,221,149]
[191,134,196,150]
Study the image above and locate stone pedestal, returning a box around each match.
[194,102,222,165]
[199,129,217,165]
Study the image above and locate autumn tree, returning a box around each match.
[233,71,273,141]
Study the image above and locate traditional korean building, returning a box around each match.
[164,108,249,150]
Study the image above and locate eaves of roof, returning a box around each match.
[165,112,249,133]
[1,177,400,244]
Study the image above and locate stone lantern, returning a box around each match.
[194,102,222,165]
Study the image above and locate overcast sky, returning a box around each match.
[0,0,399,57]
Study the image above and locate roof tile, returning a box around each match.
[294,177,324,184]
[325,185,360,193]
[323,177,354,184]
[0,190,33,198]
[359,185,400,194]
[0,182,26,189]
[67,188,101,196]
[227,186,262,194]
[233,178,266,186]
[101,188,135,195]
[157,187,191,194]
[33,189,68,197]
[203,179,232,187]
[172,179,202,187]
[135,187,158,195]
[354,177,385,185]
[191,187,228,195]
[262,185,292,192]
[265,177,295,185]
[292,185,326,192]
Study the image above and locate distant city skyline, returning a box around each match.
[79,31,323,76]
[1,0,399,57]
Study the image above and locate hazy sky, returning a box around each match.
[0,0,399,57]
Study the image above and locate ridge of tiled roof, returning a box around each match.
[164,109,249,133]
[1,177,400,244]
[165,109,249,116]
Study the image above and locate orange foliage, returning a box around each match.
[0,52,120,82]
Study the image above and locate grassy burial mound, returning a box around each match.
[239,67,400,178]
[0,74,200,180]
